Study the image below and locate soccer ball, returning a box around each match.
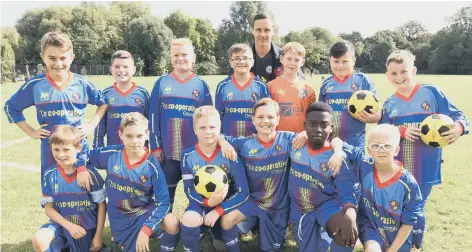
[420,114,454,148]
[193,165,228,198]
[347,90,380,119]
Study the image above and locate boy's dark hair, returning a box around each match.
[111,50,134,65]
[252,12,273,28]
[330,40,356,59]
[305,102,334,117]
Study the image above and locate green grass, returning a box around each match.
[1,74,472,251]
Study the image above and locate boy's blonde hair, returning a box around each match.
[119,112,149,132]
[281,42,306,57]
[193,105,220,123]
[49,125,81,148]
[171,38,194,54]
[111,50,134,65]
[367,124,400,146]
[386,50,416,67]
[229,43,253,59]
[253,98,280,116]
[40,31,73,53]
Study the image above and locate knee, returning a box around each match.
[182,211,203,227]
[221,211,243,230]
[364,240,381,252]
[32,230,52,252]
[162,213,180,234]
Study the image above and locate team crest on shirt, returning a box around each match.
[351,82,359,91]
[275,66,284,76]
[72,92,80,102]
[266,65,273,74]
[139,175,147,183]
[163,86,172,94]
[135,98,142,106]
[327,85,334,91]
[192,89,200,98]
[40,92,49,101]
[421,101,431,111]
[192,164,200,172]
[388,200,400,212]
[298,88,308,98]
[226,92,233,100]
[251,92,258,100]
[294,151,302,160]
[113,165,120,173]
[320,162,328,172]
[275,144,282,152]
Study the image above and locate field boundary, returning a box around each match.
[1,162,39,172]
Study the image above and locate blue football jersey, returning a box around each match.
[181,145,249,214]
[93,82,150,148]
[215,74,269,137]
[148,73,213,161]
[228,132,296,211]
[42,164,106,231]
[380,84,469,185]
[288,143,358,219]
[343,143,423,249]
[319,72,376,148]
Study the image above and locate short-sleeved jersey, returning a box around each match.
[288,143,358,219]
[93,82,150,148]
[268,77,316,133]
[42,164,106,231]
[181,145,249,215]
[148,72,213,161]
[88,146,170,235]
[228,132,296,211]
[319,72,376,148]
[215,74,269,137]
[380,84,469,185]
[343,143,423,248]
[4,72,105,140]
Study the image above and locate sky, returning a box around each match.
[1,1,471,37]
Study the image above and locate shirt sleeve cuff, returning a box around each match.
[151,148,162,152]
[214,206,225,216]
[77,166,87,174]
[141,225,153,237]
[399,126,407,138]
[203,199,210,207]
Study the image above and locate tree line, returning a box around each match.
[1,1,471,81]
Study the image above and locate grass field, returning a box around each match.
[1,74,471,252]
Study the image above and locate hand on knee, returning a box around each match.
[326,211,358,247]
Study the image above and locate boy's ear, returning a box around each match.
[301,58,305,67]
[412,66,417,75]
[40,53,44,60]
[394,145,400,156]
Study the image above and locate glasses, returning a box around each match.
[368,143,394,152]
[231,58,252,63]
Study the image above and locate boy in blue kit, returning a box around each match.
[288,102,359,252]
[93,50,150,148]
[380,50,469,250]
[215,43,270,137]
[319,40,379,148]
[78,113,180,252]
[180,106,250,252]
[149,38,213,207]
[4,31,107,189]
[219,98,345,252]
[32,125,106,252]
[332,124,423,252]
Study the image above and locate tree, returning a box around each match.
[396,20,431,44]
[1,27,20,82]
[339,31,365,57]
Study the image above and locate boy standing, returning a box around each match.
[216,43,270,137]
[93,50,150,148]
[4,31,107,188]
[380,50,469,250]
[149,38,213,206]
[32,126,106,252]
[319,40,378,149]
[180,106,249,252]
[332,124,423,252]
[268,42,316,133]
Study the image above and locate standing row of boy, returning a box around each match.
[4,15,469,252]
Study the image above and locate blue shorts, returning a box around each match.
[185,202,223,241]
[41,222,95,252]
[162,159,181,188]
[289,199,342,252]
[237,198,289,251]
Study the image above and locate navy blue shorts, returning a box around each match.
[41,222,96,252]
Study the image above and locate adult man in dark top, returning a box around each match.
[229,13,304,83]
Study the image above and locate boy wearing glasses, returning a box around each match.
[215,43,270,137]
[267,42,316,133]
[331,124,423,252]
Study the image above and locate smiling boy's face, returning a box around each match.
[305,110,333,148]
[386,61,417,93]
